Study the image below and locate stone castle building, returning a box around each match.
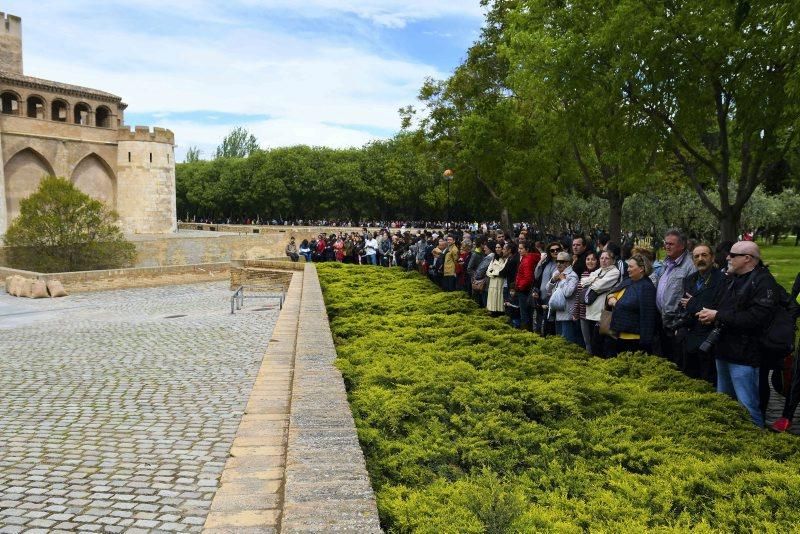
[0,12,176,235]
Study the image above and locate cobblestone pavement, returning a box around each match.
[0,282,279,533]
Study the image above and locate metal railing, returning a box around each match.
[230,285,285,314]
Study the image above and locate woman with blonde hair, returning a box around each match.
[605,253,658,356]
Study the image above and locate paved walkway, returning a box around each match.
[0,282,280,533]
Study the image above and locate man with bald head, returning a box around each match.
[697,240,779,428]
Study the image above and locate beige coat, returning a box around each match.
[486,256,507,312]
[584,266,621,321]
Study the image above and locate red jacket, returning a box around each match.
[515,251,540,292]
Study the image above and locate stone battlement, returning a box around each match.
[0,12,21,34]
[118,125,175,144]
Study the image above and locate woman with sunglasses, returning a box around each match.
[604,254,658,356]
[533,241,563,335]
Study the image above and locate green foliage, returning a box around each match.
[3,177,135,272]
[184,145,202,163]
[177,134,440,221]
[214,126,260,159]
[318,264,800,532]
[502,0,800,241]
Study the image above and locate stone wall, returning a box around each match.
[133,234,302,267]
[1,262,229,293]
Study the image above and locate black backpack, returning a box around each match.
[760,280,799,360]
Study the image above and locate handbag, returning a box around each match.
[472,276,488,292]
[548,287,567,311]
[585,289,600,305]
[598,309,617,338]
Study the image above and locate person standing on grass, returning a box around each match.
[548,251,581,345]
[769,270,800,433]
[696,241,777,428]
[486,244,508,316]
[442,235,460,291]
[675,244,725,385]
[582,250,621,355]
[606,253,658,356]
[514,240,541,331]
[653,229,696,363]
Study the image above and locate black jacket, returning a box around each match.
[713,265,778,367]
[609,276,658,348]
[792,272,800,302]
[678,269,725,353]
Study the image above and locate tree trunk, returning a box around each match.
[500,207,512,234]
[719,210,741,243]
[607,192,624,245]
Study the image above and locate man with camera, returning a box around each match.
[696,241,778,428]
[676,244,725,385]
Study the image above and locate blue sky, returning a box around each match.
[3,1,485,161]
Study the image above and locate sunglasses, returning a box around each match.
[556,260,570,264]
[727,252,750,258]
[549,248,562,253]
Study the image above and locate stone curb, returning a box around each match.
[203,269,303,532]
[280,264,381,533]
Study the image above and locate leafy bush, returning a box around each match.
[3,177,135,272]
[318,263,800,532]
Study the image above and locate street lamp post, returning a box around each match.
[443,169,454,225]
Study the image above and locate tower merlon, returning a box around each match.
[0,13,22,35]
[118,125,175,144]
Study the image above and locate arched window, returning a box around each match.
[74,102,91,125]
[1,91,20,115]
[27,95,45,119]
[52,99,68,122]
[95,106,111,128]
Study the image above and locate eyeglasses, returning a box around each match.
[549,248,562,253]
[727,252,751,258]
[556,260,570,264]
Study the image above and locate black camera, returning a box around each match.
[699,325,723,354]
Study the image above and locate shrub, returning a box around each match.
[318,263,800,532]
[3,177,135,272]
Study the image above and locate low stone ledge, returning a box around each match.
[1,262,230,293]
[280,264,381,533]
[204,268,304,532]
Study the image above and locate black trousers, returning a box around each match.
[782,351,800,420]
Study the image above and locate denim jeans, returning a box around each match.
[716,359,764,427]
[555,320,584,347]
[517,291,532,330]
[366,254,377,265]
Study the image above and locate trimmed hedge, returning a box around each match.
[318,263,800,532]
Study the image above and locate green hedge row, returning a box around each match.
[317,263,800,533]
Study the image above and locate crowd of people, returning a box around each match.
[286,225,800,431]
[182,215,474,230]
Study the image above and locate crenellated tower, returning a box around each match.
[0,13,177,236]
[0,13,22,74]
[116,127,177,234]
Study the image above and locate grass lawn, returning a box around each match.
[760,237,800,291]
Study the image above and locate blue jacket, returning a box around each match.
[610,277,658,347]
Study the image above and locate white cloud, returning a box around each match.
[238,0,486,28]
[2,1,483,156]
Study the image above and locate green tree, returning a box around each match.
[214,126,260,159]
[184,146,202,163]
[409,0,558,230]
[607,0,800,241]
[3,177,135,272]
[504,0,666,243]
